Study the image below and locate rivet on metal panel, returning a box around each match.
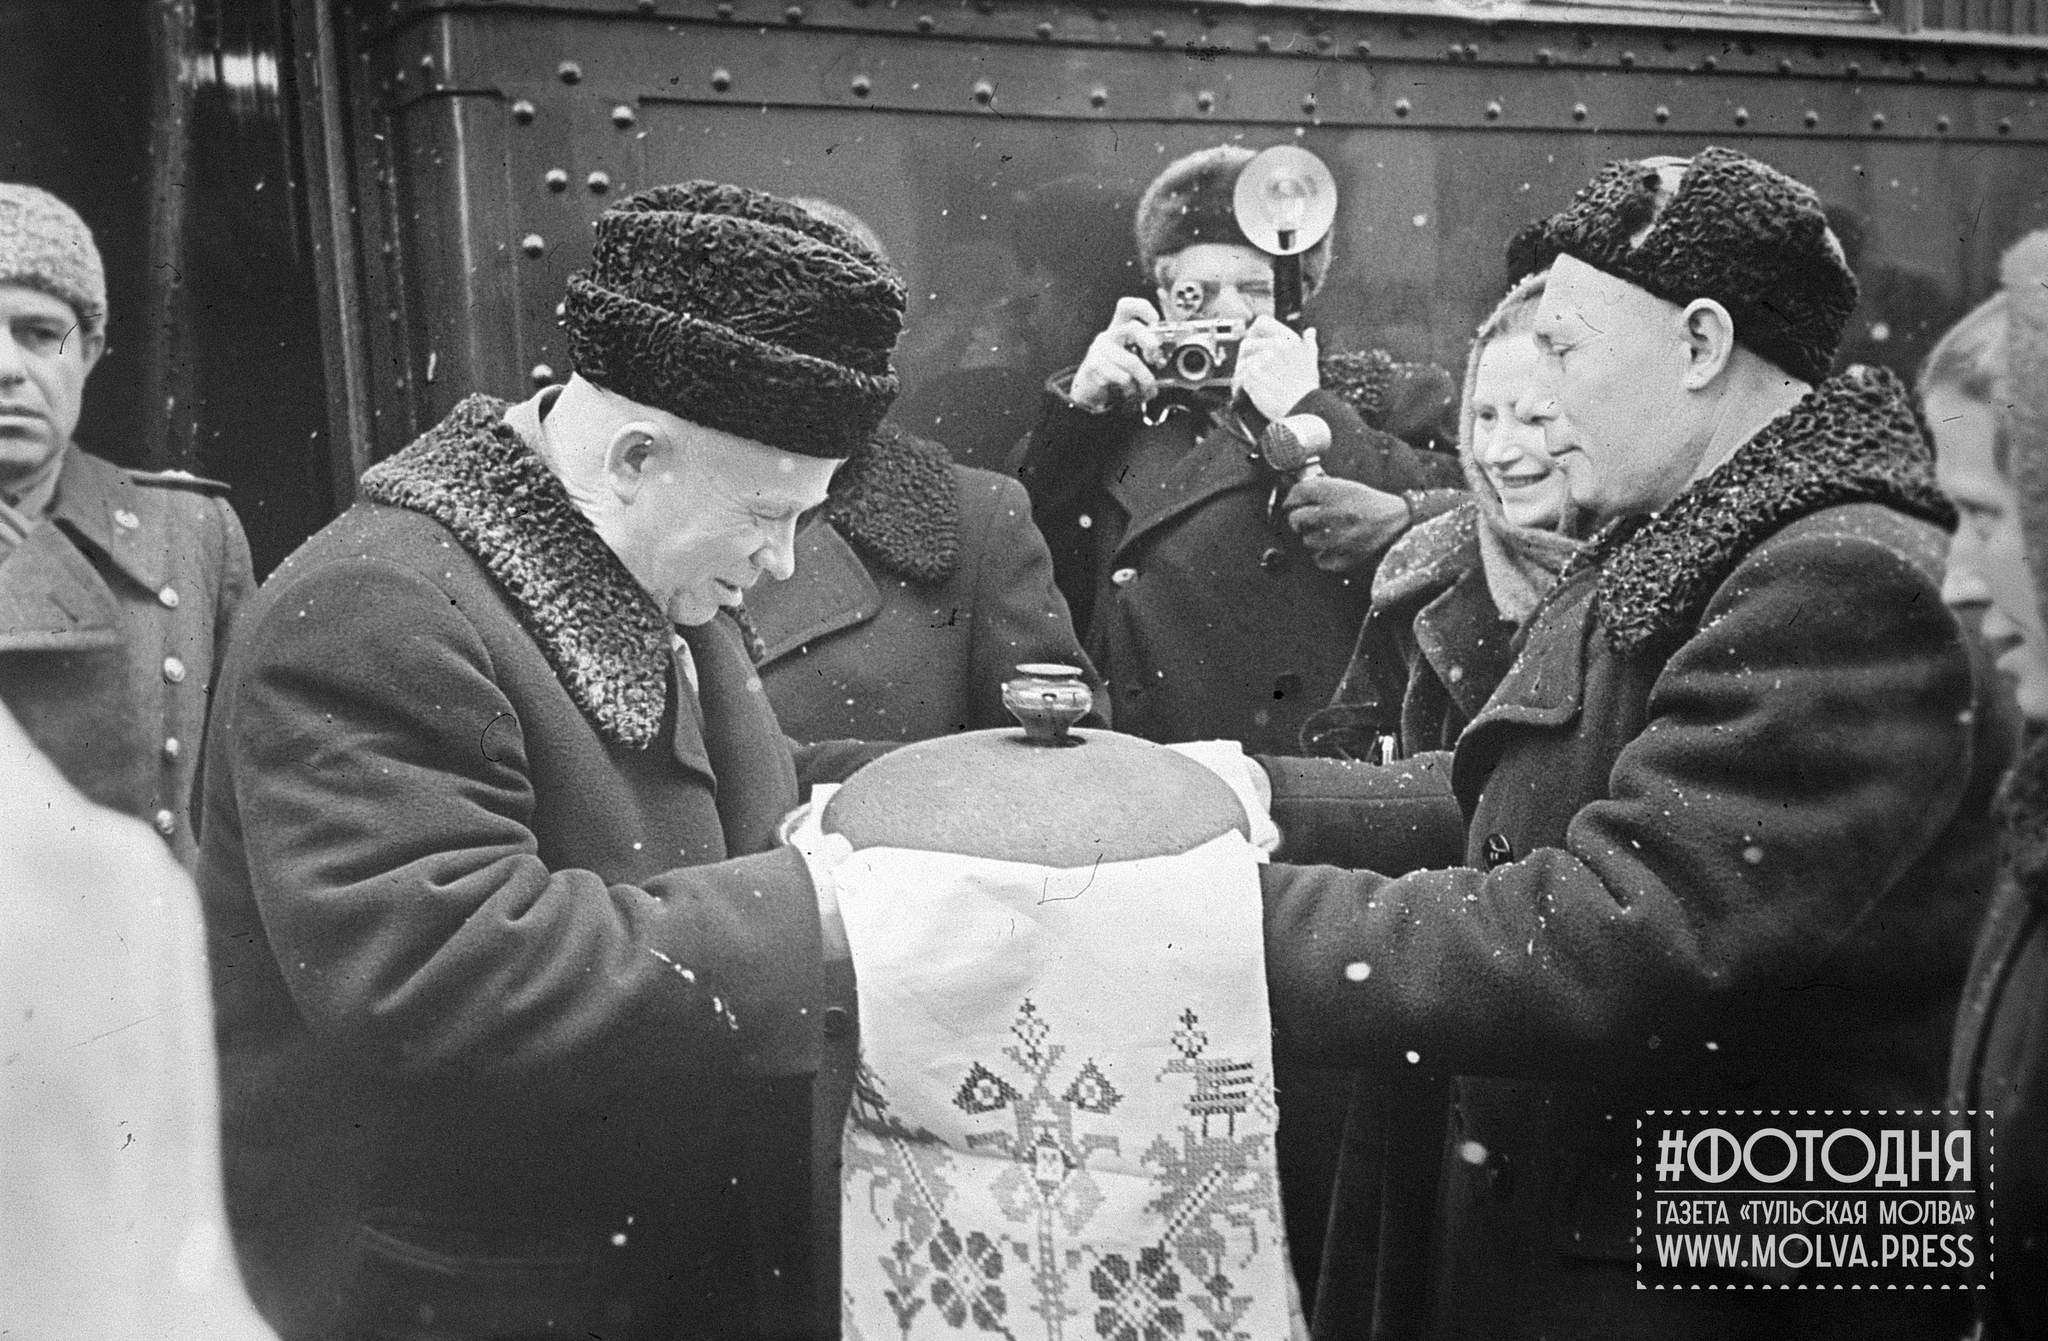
[1733,106,1749,126]
[1777,57,1793,74]
[717,2,733,17]
[1151,28,1167,45]
[1803,108,1820,127]
[1620,50,1636,67]
[1571,102,1588,121]
[558,60,582,84]
[588,171,612,193]
[1317,32,1334,50]
[1935,115,1950,133]
[612,104,637,127]
[511,99,537,124]
[1700,54,1717,72]
[1197,89,1216,111]
[1445,43,1461,61]
[916,14,935,33]
[972,79,995,105]
[1911,63,1927,80]
[1535,48,1553,65]
[1870,111,1885,130]
[1653,105,1670,123]
[1394,97,1411,116]
[1258,34,1274,52]
[419,53,435,72]
[851,74,871,96]
[712,67,733,91]
[785,4,803,23]
[522,234,547,257]
[531,364,555,385]
[1844,61,1861,80]
[1998,117,2013,134]
[1355,40,1372,57]
[546,168,569,191]
[1036,21,1052,38]
[1303,93,1318,113]
[1090,86,1108,107]
[394,67,407,84]
[1484,100,1502,120]
[638,0,656,11]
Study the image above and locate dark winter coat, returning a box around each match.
[1012,351,1460,756]
[0,446,252,866]
[1949,730,2048,1340]
[1299,501,1516,760]
[750,424,1101,742]
[195,395,880,1341]
[1260,369,2007,1338]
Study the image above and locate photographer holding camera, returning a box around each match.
[1012,144,1459,759]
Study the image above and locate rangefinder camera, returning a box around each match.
[1151,318,1245,390]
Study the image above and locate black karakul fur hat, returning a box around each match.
[564,181,907,458]
[1505,146,1857,385]
[1135,145,1332,293]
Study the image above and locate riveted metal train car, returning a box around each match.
[5,0,2044,566]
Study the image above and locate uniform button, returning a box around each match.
[158,585,180,609]
[1259,546,1287,573]
[153,809,177,836]
[114,508,140,530]
[821,1006,854,1040]
[162,656,187,684]
[1482,833,1514,869]
[163,736,182,761]
[1110,566,1138,587]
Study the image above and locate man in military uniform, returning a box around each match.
[0,183,252,867]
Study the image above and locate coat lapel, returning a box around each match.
[0,520,123,652]
[51,448,169,596]
[683,612,800,857]
[749,521,885,667]
[1112,410,1263,561]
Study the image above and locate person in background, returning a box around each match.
[197,182,898,1341]
[0,182,252,867]
[1303,270,1582,762]
[1257,147,2005,1338]
[1295,271,1587,1337]
[1929,228,2048,1341]
[750,199,1103,744]
[0,698,274,1339]
[1012,143,1460,761]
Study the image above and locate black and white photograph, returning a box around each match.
[2,0,2044,1337]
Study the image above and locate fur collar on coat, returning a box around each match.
[1563,364,1955,655]
[357,394,677,749]
[823,423,959,586]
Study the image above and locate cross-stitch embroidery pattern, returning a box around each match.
[829,834,1290,1341]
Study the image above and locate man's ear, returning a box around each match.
[1676,298,1737,391]
[78,329,105,377]
[602,420,665,504]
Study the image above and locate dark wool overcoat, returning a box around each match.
[1299,500,1518,761]
[1260,370,2009,1339]
[0,446,252,866]
[1012,352,1461,757]
[750,425,1101,743]
[1949,730,2048,1339]
[195,396,880,1341]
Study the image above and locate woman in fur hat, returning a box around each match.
[1930,228,2048,1341]
[1303,272,1583,762]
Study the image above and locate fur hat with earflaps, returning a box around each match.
[563,181,907,458]
[1134,145,1332,296]
[1506,146,1856,385]
[0,183,106,336]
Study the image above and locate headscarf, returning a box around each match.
[1457,273,1584,623]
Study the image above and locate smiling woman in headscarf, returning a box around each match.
[1302,272,1584,760]
[1930,227,2048,1341]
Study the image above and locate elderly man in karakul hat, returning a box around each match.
[0,182,252,868]
[196,182,903,1341]
[1252,148,2009,1338]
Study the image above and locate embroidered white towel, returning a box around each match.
[813,824,1291,1341]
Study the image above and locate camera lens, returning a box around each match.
[1174,344,1213,380]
